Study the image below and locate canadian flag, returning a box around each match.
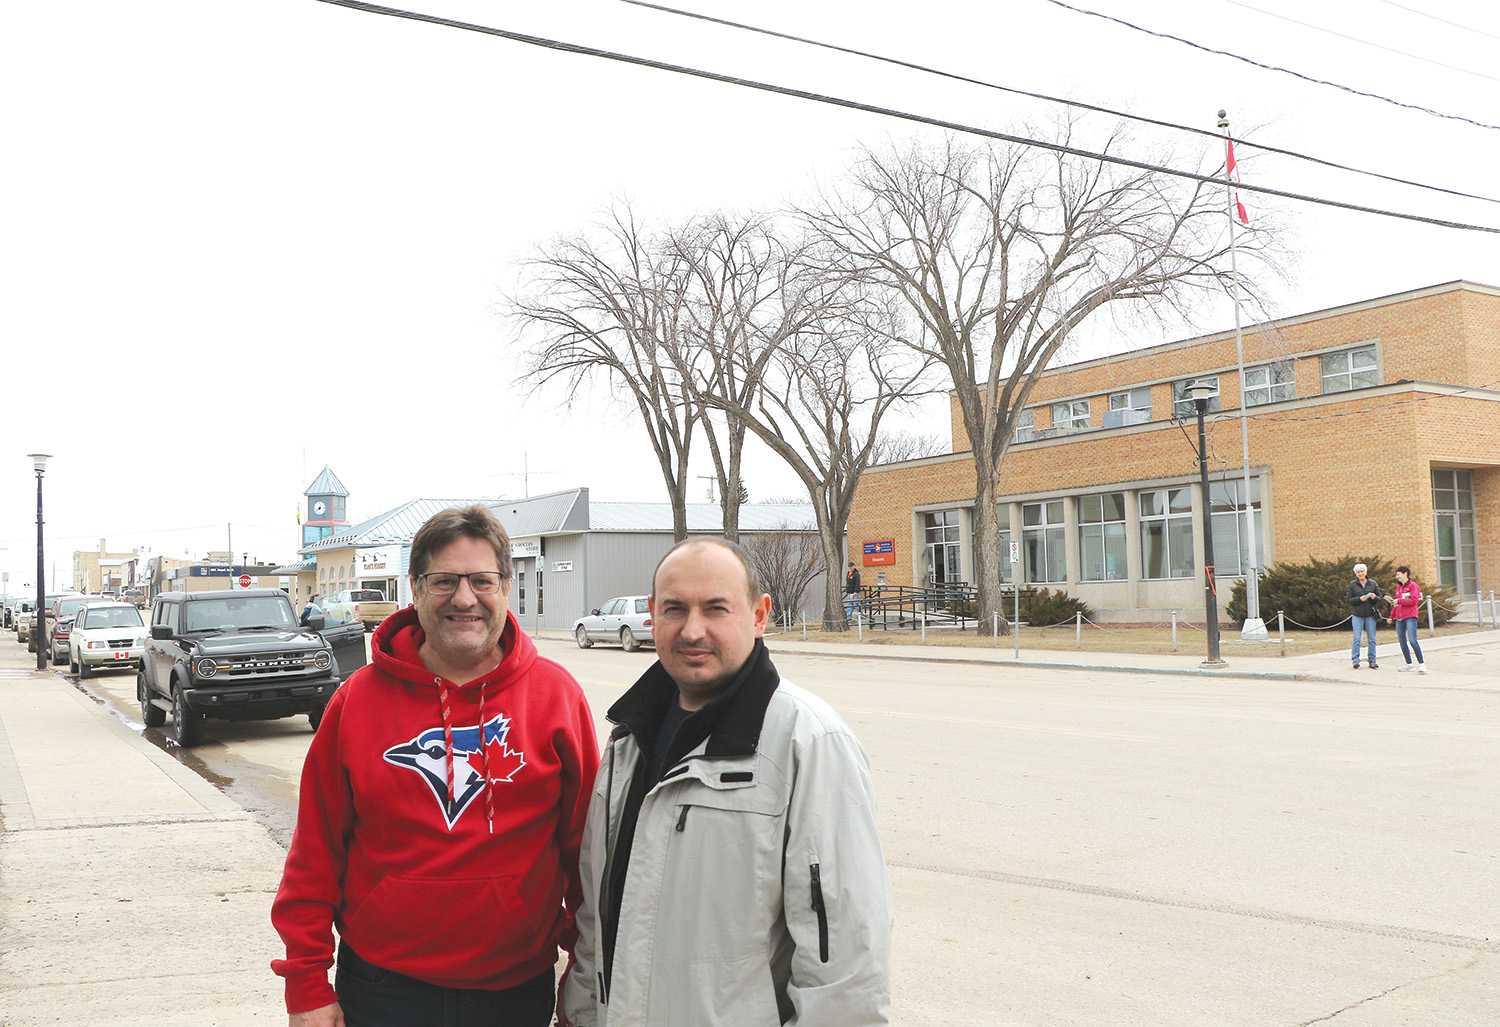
[1226,139,1250,225]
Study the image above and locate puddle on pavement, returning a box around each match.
[67,670,300,847]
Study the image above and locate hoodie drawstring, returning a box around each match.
[436,675,495,835]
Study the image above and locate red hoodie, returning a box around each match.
[270,606,600,1014]
[1389,578,1423,620]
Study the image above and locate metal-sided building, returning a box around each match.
[302,487,824,632]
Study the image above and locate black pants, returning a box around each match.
[335,942,555,1027]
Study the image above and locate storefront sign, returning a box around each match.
[862,539,896,567]
[512,539,542,559]
[357,545,401,577]
[552,561,574,573]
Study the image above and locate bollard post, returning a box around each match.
[802,612,807,641]
[1013,587,1020,660]
[1479,592,1485,627]
[857,611,864,643]
[1171,610,1178,652]
[1075,611,1082,648]
[1491,591,1498,630]
[920,608,926,642]
[992,611,998,645]
[1425,595,1434,633]
[1278,610,1285,658]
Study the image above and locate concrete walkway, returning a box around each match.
[0,646,287,1025]
[540,627,1500,689]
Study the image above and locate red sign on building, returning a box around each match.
[862,539,896,567]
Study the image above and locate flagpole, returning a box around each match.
[1218,109,1267,641]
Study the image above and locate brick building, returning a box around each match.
[847,281,1500,620]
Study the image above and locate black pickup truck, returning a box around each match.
[139,588,368,746]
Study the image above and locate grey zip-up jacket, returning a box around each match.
[559,646,892,1027]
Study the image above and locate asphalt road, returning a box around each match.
[63,635,1500,1025]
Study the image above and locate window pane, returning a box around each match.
[1104,522,1127,580]
[1351,370,1380,388]
[1436,519,1456,558]
[1024,531,1045,582]
[1081,524,1104,581]
[1169,488,1192,513]
[999,530,1012,582]
[1321,352,1346,375]
[1132,387,1151,409]
[1046,527,1066,583]
[1081,495,1102,523]
[1322,375,1350,394]
[1140,491,1164,517]
[1432,469,1454,489]
[1102,492,1125,521]
[1109,392,1128,410]
[1046,500,1064,523]
[1212,511,1241,575]
[1245,367,1267,388]
[1169,520,1195,577]
[1142,521,1166,578]
[1352,348,1377,369]
[1023,503,1042,527]
[997,505,1010,530]
[1434,489,1454,511]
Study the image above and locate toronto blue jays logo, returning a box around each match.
[383,713,526,829]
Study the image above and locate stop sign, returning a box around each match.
[237,574,252,589]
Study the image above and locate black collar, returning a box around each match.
[607,639,780,758]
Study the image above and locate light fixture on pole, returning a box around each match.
[1183,385,1226,667]
[26,453,52,672]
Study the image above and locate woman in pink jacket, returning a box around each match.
[1387,566,1427,674]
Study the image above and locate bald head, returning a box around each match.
[651,537,761,603]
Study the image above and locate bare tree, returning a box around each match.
[701,281,937,629]
[512,205,697,541]
[742,527,823,624]
[873,430,948,464]
[804,130,1276,633]
[668,213,818,541]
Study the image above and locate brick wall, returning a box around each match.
[951,285,1499,451]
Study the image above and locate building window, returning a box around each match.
[1243,361,1294,406]
[1051,399,1091,433]
[1320,345,1379,394]
[998,505,1013,584]
[1140,488,1194,579]
[517,569,525,615]
[923,510,963,585]
[1172,376,1221,418]
[1012,410,1036,444]
[1022,500,1067,583]
[1210,479,1266,576]
[1078,493,1127,581]
[1105,387,1152,427]
[1433,469,1477,592]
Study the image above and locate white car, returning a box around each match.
[573,595,654,652]
[68,602,147,679]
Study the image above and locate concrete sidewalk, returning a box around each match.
[0,650,287,1025]
[539,626,1500,689]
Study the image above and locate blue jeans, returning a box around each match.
[844,594,864,619]
[1394,617,1424,665]
[1350,615,1378,664]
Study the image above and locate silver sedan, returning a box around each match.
[573,595,654,652]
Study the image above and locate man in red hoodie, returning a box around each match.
[272,505,600,1027]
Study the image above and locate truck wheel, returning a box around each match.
[576,626,592,649]
[307,705,325,732]
[52,644,66,666]
[139,673,166,727]
[172,685,203,747]
[78,658,91,679]
[620,627,639,652]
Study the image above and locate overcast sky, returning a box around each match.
[3,0,1497,591]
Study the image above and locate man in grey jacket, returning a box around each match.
[559,538,892,1027]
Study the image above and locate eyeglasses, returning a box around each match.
[417,572,508,596]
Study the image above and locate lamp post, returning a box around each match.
[26,453,52,672]
[1184,386,1225,667]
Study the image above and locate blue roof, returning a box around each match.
[304,465,350,498]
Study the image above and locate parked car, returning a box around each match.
[322,588,399,632]
[48,593,101,665]
[139,588,367,746]
[9,600,34,633]
[28,592,76,652]
[573,595,654,652]
[121,586,148,609]
[68,602,148,678]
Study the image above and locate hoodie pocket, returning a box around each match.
[341,873,548,978]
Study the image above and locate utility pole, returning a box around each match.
[28,454,51,671]
[1218,110,1267,642]
[1187,384,1225,666]
[227,522,233,559]
[697,475,717,503]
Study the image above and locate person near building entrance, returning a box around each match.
[559,538,892,1027]
[299,594,322,627]
[1386,566,1427,674]
[1346,562,1382,670]
[844,561,864,620]
[271,506,600,1027]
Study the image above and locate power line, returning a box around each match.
[1222,0,1500,85]
[1374,0,1500,43]
[312,0,1500,234]
[621,0,1500,207]
[1038,0,1500,132]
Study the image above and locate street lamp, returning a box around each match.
[26,453,51,672]
[1183,385,1226,667]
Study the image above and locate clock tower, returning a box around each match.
[302,465,350,548]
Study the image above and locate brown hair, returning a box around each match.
[652,536,763,602]
[409,505,513,584]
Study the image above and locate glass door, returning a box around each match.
[1432,470,1478,593]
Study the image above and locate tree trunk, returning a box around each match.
[971,462,1009,636]
[722,428,745,542]
[817,516,848,632]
